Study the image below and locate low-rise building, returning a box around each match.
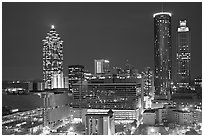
[171,110,193,126]
[85,109,115,135]
[143,109,156,125]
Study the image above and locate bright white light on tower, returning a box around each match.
[51,25,55,29]
[104,60,109,63]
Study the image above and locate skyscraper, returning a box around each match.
[177,20,191,88]
[68,65,85,91]
[42,25,63,89]
[153,12,172,99]
[142,67,154,97]
[94,59,110,75]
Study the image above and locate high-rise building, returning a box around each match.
[125,62,138,77]
[68,65,85,91]
[177,20,191,88]
[42,25,63,89]
[94,59,110,75]
[153,12,172,99]
[72,80,141,110]
[142,67,154,97]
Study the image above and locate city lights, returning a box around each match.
[2,2,202,136]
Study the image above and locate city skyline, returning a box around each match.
[2,2,202,81]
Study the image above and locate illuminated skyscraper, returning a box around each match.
[177,20,191,88]
[142,67,154,97]
[42,25,63,89]
[94,59,110,75]
[153,12,172,99]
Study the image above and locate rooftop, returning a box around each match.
[172,110,191,113]
[153,12,172,18]
[143,109,156,113]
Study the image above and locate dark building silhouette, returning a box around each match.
[153,12,172,100]
[176,20,191,88]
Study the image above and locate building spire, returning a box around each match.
[51,25,55,29]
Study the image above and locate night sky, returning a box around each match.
[2,2,202,81]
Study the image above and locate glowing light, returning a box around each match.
[51,25,55,29]
[153,12,172,18]
[104,60,110,63]
[150,128,155,133]
[69,127,74,131]
[131,126,136,130]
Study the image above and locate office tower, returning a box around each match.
[84,70,93,80]
[112,67,124,75]
[153,12,172,99]
[125,62,138,77]
[177,20,191,88]
[94,59,110,75]
[42,25,63,89]
[142,67,154,97]
[68,65,84,91]
[72,80,140,110]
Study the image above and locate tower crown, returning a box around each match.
[178,20,189,32]
[180,20,187,27]
[153,12,172,18]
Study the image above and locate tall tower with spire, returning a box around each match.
[42,25,64,89]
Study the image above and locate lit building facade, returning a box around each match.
[85,109,115,135]
[42,25,63,89]
[194,77,202,87]
[170,110,193,126]
[94,59,110,75]
[177,20,191,88]
[142,67,154,97]
[68,65,84,91]
[153,12,172,99]
[124,63,138,77]
[72,81,141,110]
